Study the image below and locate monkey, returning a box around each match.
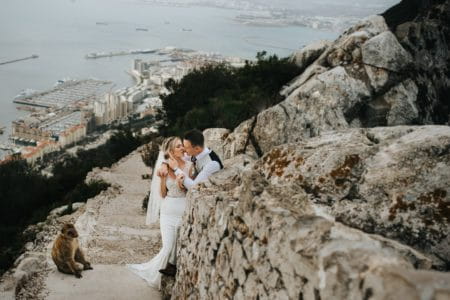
[51,223,93,278]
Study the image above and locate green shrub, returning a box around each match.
[0,128,142,274]
[160,52,301,135]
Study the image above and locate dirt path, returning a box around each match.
[0,149,163,299]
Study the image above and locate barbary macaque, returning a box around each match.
[51,223,93,278]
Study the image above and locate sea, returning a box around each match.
[0,0,339,152]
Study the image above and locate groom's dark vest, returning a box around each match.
[194,150,223,175]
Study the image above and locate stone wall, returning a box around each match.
[170,3,450,298]
[172,126,450,299]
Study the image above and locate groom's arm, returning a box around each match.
[174,161,221,189]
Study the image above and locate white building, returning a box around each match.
[94,93,130,125]
[133,59,148,74]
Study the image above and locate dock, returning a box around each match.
[12,79,113,108]
[85,49,157,59]
[0,55,39,66]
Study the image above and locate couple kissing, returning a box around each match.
[127,129,223,289]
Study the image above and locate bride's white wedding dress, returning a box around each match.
[127,160,191,289]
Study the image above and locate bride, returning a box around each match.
[127,136,192,289]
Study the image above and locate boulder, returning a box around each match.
[255,126,450,268]
[220,15,422,159]
[13,254,47,291]
[289,40,331,69]
[361,31,413,72]
[382,79,419,125]
[203,128,231,161]
[383,0,450,125]
[172,151,450,298]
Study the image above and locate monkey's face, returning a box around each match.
[62,223,79,238]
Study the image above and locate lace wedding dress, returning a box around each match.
[127,161,191,289]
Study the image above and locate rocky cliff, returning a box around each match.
[171,1,450,299]
[383,0,450,124]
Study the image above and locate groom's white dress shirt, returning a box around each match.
[175,147,222,189]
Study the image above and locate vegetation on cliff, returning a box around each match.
[0,128,145,274]
[160,52,302,135]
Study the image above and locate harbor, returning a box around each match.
[85,49,157,59]
[13,79,113,108]
[1,46,248,163]
[84,47,197,60]
[0,55,39,66]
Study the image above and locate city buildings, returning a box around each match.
[94,93,130,126]
[11,111,89,148]
[3,48,247,164]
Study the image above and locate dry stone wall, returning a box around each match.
[172,127,450,298]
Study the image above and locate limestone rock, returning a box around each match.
[203,128,230,161]
[255,126,450,268]
[72,202,85,211]
[13,254,47,291]
[172,150,450,299]
[170,2,450,299]
[362,31,413,72]
[280,63,328,98]
[48,205,69,218]
[383,79,419,125]
[364,64,389,92]
[341,15,389,38]
[219,118,258,160]
[382,0,450,125]
[289,40,331,69]
[219,16,423,159]
[360,266,450,300]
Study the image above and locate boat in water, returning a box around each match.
[54,78,73,87]
[140,49,157,54]
[136,28,148,31]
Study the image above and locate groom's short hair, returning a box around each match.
[184,129,204,147]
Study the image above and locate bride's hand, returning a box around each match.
[157,163,168,177]
[176,173,185,189]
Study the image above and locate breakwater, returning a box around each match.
[0,55,38,66]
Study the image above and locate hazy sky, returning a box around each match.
[143,0,401,17]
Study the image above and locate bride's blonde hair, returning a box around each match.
[161,136,181,159]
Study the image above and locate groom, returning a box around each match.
[158,129,223,276]
[172,129,223,188]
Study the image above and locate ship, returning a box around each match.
[85,53,98,59]
[96,22,108,25]
[140,49,157,54]
[182,28,192,32]
[136,28,148,32]
[54,78,73,87]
